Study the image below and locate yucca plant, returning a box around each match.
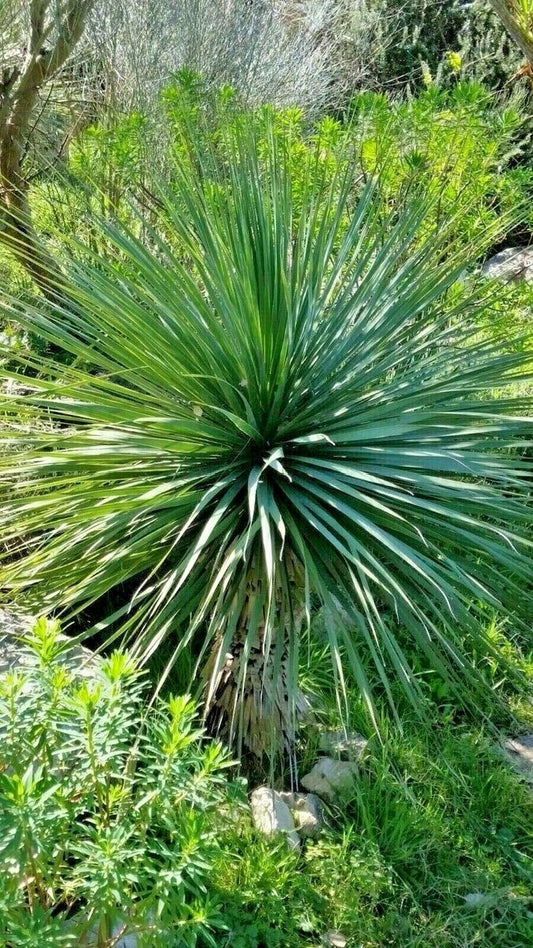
[1,132,532,757]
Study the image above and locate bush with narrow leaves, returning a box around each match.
[0,618,234,948]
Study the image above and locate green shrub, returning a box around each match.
[368,0,522,91]
[27,77,531,281]
[370,0,470,90]
[0,618,234,948]
[160,74,533,252]
[15,71,530,302]
[350,82,532,247]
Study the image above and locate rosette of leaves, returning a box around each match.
[1,129,532,758]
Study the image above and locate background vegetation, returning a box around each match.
[1,2,533,947]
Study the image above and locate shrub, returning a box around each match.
[349,82,532,247]
[39,77,531,269]
[1,126,532,761]
[0,618,233,947]
[87,0,341,113]
[360,0,522,91]
[20,73,531,297]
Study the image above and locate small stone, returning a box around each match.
[318,729,368,760]
[322,931,348,947]
[463,892,489,907]
[481,247,533,283]
[278,791,324,837]
[502,734,533,784]
[250,787,301,849]
[301,757,358,801]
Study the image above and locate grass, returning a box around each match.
[208,716,533,947]
[201,616,533,948]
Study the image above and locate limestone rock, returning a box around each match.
[502,734,533,784]
[278,791,324,837]
[318,729,368,761]
[463,892,490,907]
[250,787,301,848]
[0,608,96,678]
[481,247,533,283]
[301,757,358,801]
[0,607,32,674]
[322,931,348,947]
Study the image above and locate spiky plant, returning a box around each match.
[1,134,532,757]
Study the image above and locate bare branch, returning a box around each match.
[46,0,97,79]
[29,0,49,53]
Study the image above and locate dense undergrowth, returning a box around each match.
[1,14,533,947]
[1,619,533,947]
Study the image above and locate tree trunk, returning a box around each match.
[0,1,96,296]
[202,560,310,758]
[1,183,62,301]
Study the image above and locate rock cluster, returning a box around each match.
[250,728,368,844]
[248,729,368,947]
[250,787,302,850]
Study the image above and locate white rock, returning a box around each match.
[301,758,358,801]
[463,892,489,907]
[318,729,368,760]
[278,791,324,837]
[0,608,96,678]
[322,931,348,947]
[481,247,533,283]
[250,787,301,849]
[502,734,533,784]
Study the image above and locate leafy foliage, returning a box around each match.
[27,77,532,278]
[350,81,533,246]
[1,125,532,757]
[0,618,233,947]
[365,0,523,91]
[367,0,470,89]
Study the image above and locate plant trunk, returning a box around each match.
[1,183,62,301]
[489,1,533,66]
[204,627,294,758]
[203,564,310,758]
[0,0,96,297]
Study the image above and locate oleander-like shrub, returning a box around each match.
[0,618,234,948]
